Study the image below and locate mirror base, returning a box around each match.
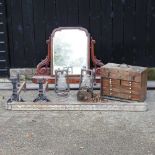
[32,75,101,84]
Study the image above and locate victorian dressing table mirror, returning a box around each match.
[32,27,103,84]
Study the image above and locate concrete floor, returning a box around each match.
[0,90,155,155]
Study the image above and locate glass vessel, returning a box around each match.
[55,68,70,96]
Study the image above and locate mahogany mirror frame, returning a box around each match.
[33,27,104,84]
[50,27,90,77]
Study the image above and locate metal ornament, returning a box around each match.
[55,68,70,96]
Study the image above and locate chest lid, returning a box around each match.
[101,63,148,82]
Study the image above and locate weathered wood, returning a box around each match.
[0,0,9,76]
[22,0,35,67]
[9,0,25,67]
[2,0,155,72]
[17,81,26,94]
[44,81,49,91]
[112,0,124,63]
[33,0,46,65]
[78,0,90,29]
[123,0,136,64]
[101,63,148,101]
[100,0,113,62]
[101,63,147,82]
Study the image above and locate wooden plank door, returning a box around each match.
[0,0,9,77]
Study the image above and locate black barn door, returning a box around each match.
[0,0,9,77]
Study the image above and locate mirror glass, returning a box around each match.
[52,28,89,75]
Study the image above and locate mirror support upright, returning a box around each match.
[90,37,104,75]
[36,37,51,75]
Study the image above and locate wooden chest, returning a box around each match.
[100,63,148,101]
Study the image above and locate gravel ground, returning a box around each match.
[0,90,155,155]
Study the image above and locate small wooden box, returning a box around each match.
[100,63,148,101]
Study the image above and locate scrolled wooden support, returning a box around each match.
[90,38,104,67]
[90,38,104,76]
[36,37,51,75]
[36,56,50,75]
